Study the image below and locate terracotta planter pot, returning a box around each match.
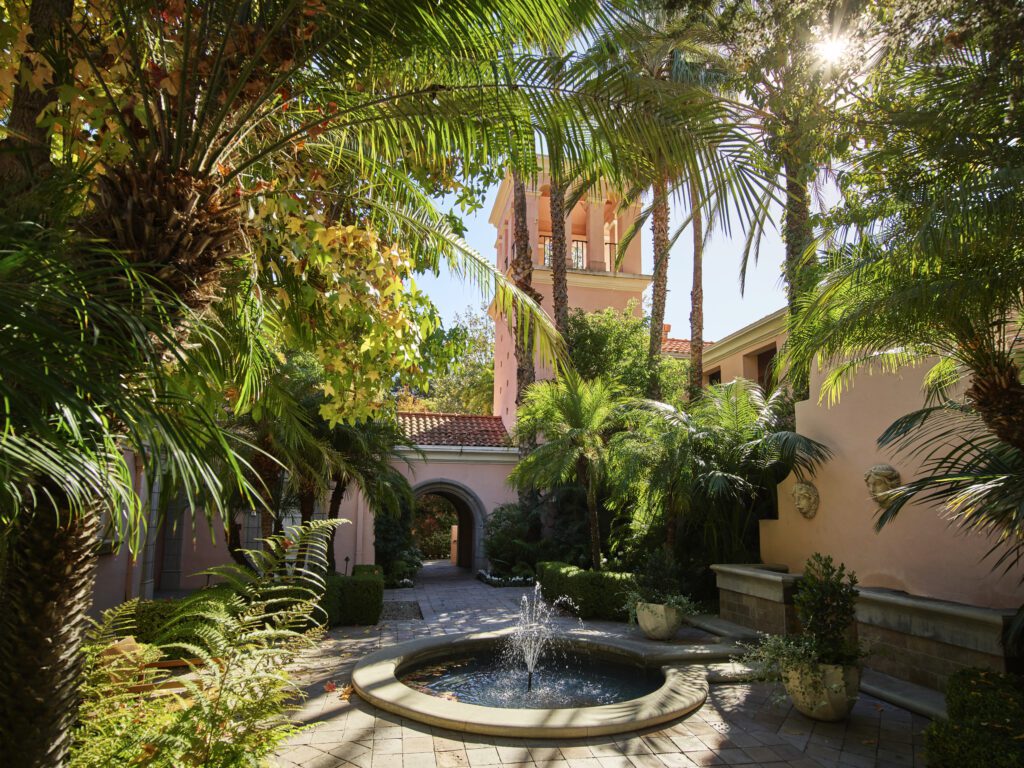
[782,663,861,721]
[636,602,684,641]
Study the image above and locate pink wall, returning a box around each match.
[490,165,649,432]
[94,545,141,614]
[765,362,1024,609]
[334,449,519,572]
[176,512,234,590]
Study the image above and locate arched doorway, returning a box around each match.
[412,480,486,571]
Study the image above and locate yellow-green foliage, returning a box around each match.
[71,521,339,768]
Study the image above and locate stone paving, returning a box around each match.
[277,562,930,768]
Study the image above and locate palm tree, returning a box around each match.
[511,372,630,570]
[579,8,766,399]
[324,420,416,573]
[686,380,831,563]
[0,1,624,762]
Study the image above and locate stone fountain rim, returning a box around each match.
[350,629,710,738]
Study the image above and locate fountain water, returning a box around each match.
[506,583,574,692]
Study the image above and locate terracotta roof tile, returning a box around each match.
[397,411,510,448]
[662,337,714,356]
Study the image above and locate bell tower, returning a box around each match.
[488,164,652,430]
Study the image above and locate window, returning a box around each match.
[757,347,777,390]
[707,369,722,386]
[570,240,587,269]
[540,235,553,265]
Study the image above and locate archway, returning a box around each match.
[412,480,486,571]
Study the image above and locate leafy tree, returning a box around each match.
[511,371,631,570]
[419,306,495,415]
[566,302,689,404]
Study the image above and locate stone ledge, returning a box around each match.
[856,587,1016,657]
[861,668,947,721]
[710,564,799,602]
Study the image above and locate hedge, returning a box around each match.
[352,564,383,578]
[925,668,1024,768]
[535,561,637,621]
[320,571,384,626]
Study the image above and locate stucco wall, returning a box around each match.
[764,362,1024,609]
[332,450,519,573]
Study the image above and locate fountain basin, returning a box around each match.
[351,630,709,737]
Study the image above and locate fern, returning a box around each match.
[72,520,340,768]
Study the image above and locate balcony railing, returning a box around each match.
[539,236,589,270]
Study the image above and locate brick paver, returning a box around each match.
[277,562,929,768]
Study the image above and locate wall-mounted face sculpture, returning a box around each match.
[791,481,820,520]
[864,464,901,509]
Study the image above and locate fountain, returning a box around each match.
[506,584,574,692]
[350,583,710,737]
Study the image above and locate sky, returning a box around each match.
[416,185,788,343]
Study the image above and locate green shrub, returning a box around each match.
[925,668,1024,768]
[483,503,558,576]
[320,571,384,626]
[352,564,383,577]
[794,553,860,665]
[133,599,180,643]
[535,561,636,620]
[73,521,341,768]
[321,572,345,627]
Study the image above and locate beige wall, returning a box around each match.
[765,361,1024,609]
[701,308,787,387]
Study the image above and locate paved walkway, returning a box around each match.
[278,562,929,768]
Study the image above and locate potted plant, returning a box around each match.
[623,550,699,641]
[740,553,862,721]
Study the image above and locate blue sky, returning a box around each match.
[417,186,788,342]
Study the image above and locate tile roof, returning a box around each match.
[662,337,714,356]
[397,411,511,448]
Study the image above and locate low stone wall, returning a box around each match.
[712,563,1017,691]
[712,564,801,635]
[856,588,1013,690]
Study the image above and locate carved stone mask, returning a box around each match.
[864,464,901,509]
[791,481,820,519]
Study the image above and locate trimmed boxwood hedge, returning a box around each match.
[925,668,1024,768]
[352,564,384,578]
[535,561,637,621]
[321,571,384,626]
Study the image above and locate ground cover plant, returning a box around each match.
[71,521,337,767]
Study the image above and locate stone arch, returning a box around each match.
[411,479,487,572]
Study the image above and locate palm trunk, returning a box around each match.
[648,173,671,400]
[549,176,570,339]
[325,475,347,573]
[688,177,704,399]
[0,505,99,768]
[226,512,249,567]
[585,473,602,572]
[0,0,70,188]
[782,153,817,400]
[512,174,540,506]
[299,488,316,525]
[967,362,1024,453]
[577,458,602,571]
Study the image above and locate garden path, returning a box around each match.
[277,561,928,768]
